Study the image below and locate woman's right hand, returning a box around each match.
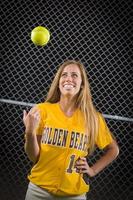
[23,106,40,135]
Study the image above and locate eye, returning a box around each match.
[61,72,67,77]
[72,73,78,78]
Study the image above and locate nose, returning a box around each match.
[65,74,72,82]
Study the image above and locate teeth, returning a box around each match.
[64,84,74,89]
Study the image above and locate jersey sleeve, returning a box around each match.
[34,103,47,135]
[95,113,113,149]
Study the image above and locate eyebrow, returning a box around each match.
[62,71,79,74]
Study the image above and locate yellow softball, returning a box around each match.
[31,26,50,46]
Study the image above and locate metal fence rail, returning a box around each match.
[1,98,133,122]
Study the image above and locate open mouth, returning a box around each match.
[63,84,75,89]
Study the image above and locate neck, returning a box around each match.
[59,96,77,116]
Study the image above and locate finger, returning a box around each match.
[76,159,86,165]
[76,163,86,169]
[76,163,84,167]
[29,106,38,113]
[77,167,87,174]
[75,159,86,166]
[30,110,40,118]
[34,112,40,120]
[23,110,27,118]
[79,157,86,161]
[26,107,30,112]
[81,169,88,174]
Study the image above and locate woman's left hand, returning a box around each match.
[75,157,95,177]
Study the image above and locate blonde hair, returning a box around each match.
[45,60,98,154]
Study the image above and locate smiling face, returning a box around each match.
[59,64,82,98]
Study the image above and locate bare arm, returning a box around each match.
[24,134,42,163]
[75,139,119,177]
[23,107,42,163]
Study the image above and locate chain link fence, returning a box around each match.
[0,0,133,200]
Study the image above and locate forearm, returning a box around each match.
[90,141,119,177]
[24,133,40,163]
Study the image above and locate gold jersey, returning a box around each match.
[28,102,113,196]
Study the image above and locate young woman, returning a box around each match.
[23,60,119,200]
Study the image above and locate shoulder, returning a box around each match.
[33,102,55,118]
[36,102,57,111]
[36,102,51,108]
[96,111,108,127]
[96,111,105,121]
